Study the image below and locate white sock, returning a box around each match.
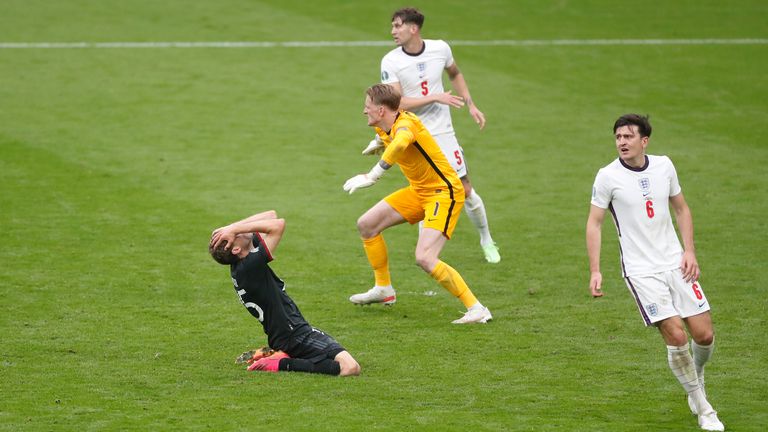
[667,343,714,415]
[667,343,715,415]
[690,387,713,415]
[464,190,493,246]
[691,337,715,384]
[667,344,700,393]
[468,301,485,311]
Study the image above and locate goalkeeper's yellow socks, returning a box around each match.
[430,260,478,308]
[362,234,391,287]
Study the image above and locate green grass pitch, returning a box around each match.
[1,1,766,430]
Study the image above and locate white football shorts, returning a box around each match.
[624,268,711,326]
[433,133,467,178]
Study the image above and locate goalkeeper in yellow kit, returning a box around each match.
[343,83,492,324]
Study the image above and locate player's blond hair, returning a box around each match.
[366,84,401,111]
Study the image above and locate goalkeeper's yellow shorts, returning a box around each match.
[384,185,464,239]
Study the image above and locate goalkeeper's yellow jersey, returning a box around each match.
[376,111,464,197]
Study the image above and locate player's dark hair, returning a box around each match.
[614,114,652,138]
[209,241,239,265]
[392,7,424,28]
[366,83,401,111]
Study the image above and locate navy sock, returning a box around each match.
[279,358,340,376]
[313,359,341,376]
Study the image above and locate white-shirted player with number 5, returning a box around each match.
[364,7,500,264]
[586,114,724,431]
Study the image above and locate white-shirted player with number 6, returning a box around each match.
[363,7,500,264]
[586,114,724,431]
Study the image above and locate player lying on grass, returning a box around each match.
[209,210,360,376]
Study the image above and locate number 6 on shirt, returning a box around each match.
[646,200,654,218]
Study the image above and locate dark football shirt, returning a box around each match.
[229,233,310,350]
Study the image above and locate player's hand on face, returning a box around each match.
[590,271,604,297]
[210,227,236,251]
[469,105,486,129]
[680,250,700,283]
[436,91,465,108]
[209,227,225,247]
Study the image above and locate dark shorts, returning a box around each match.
[285,327,345,364]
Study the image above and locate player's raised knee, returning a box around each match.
[414,253,436,272]
[356,215,377,238]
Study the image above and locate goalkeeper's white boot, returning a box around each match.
[452,304,492,324]
[349,285,396,306]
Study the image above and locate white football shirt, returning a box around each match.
[380,39,455,135]
[591,155,684,277]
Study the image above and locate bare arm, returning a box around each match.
[586,205,607,297]
[387,81,465,112]
[221,210,277,227]
[210,211,286,255]
[670,193,699,282]
[446,63,486,129]
[210,210,276,246]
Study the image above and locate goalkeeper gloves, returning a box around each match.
[362,135,384,155]
[343,163,386,194]
[343,174,375,194]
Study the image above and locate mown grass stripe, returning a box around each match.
[1,38,766,49]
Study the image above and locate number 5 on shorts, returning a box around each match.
[454,150,463,166]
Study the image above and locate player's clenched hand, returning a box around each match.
[362,137,384,155]
[435,90,465,108]
[590,271,604,297]
[343,174,376,194]
[469,105,486,130]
